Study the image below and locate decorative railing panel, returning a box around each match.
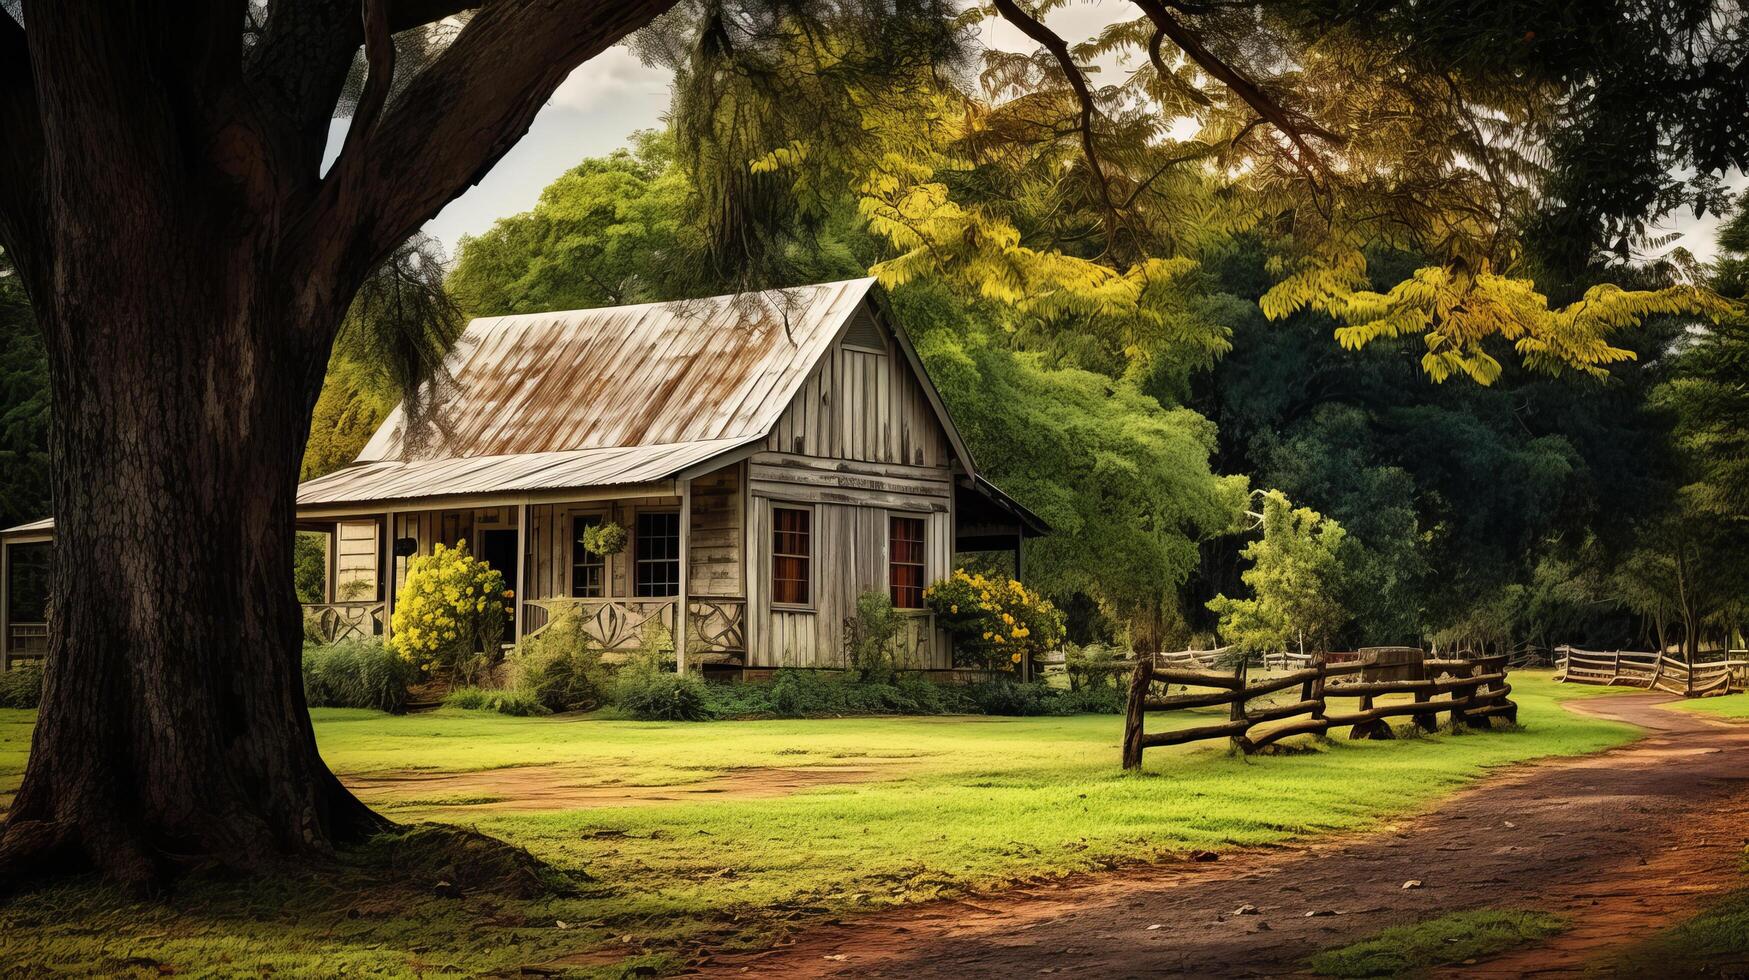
[688,598,745,654]
[302,602,386,644]
[523,597,678,651]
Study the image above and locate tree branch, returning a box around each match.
[989,0,1119,220]
[247,1,486,181]
[338,0,397,164]
[295,0,675,324]
[1128,0,1342,170]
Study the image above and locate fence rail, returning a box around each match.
[1122,652,1515,769]
[1554,646,1749,696]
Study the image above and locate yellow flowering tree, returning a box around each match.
[924,568,1064,673]
[389,541,511,682]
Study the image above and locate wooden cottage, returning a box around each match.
[0,279,1045,675]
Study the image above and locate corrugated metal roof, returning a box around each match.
[297,278,878,507]
[357,278,876,461]
[297,439,749,506]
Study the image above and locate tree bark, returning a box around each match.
[0,224,389,888]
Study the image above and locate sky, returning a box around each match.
[421,9,1742,265]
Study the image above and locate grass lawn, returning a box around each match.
[0,671,1639,977]
[1671,691,1749,718]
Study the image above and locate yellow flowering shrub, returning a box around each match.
[924,568,1065,672]
[390,541,510,682]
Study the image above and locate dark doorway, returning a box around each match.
[478,528,519,645]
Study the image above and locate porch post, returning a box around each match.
[382,510,398,642]
[676,478,691,675]
[1015,525,1029,682]
[514,503,529,644]
[1,539,10,672]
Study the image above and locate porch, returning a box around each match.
[0,519,50,671]
[296,464,749,671]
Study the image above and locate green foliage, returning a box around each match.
[512,606,608,713]
[302,235,463,479]
[389,541,510,682]
[841,590,903,683]
[1209,491,1351,654]
[898,282,1245,646]
[449,132,698,316]
[579,520,628,557]
[960,680,1125,717]
[0,250,48,530]
[293,531,327,604]
[443,686,550,717]
[0,665,43,709]
[1062,642,1130,692]
[611,656,712,721]
[301,639,416,713]
[925,567,1065,671]
[1306,909,1566,978]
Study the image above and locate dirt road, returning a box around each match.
[701,695,1749,978]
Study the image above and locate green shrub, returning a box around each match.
[706,669,965,719]
[842,591,903,683]
[1064,642,1130,691]
[612,656,711,721]
[444,685,549,716]
[513,606,607,713]
[960,680,1124,716]
[0,664,44,708]
[302,639,416,713]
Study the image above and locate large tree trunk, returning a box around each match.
[0,248,386,887]
[0,0,675,890]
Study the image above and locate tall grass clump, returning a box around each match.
[0,663,43,708]
[510,605,608,713]
[302,638,416,713]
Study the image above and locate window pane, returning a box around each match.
[635,512,681,597]
[772,507,811,605]
[571,515,605,598]
[889,516,926,608]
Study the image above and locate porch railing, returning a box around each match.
[523,596,746,655]
[302,601,387,644]
[4,622,47,667]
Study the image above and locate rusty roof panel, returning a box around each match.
[357,278,876,462]
[288,278,879,508]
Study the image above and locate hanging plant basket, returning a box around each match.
[581,520,628,557]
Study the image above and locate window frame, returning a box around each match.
[569,510,609,599]
[769,503,815,610]
[632,508,683,599]
[888,513,928,610]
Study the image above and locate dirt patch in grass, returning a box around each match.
[346,763,887,813]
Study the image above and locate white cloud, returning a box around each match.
[547,46,672,114]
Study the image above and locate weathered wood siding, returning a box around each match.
[763,306,951,468]
[334,520,379,600]
[689,464,742,597]
[746,307,957,669]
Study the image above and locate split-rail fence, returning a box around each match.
[1555,646,1749,696]
[1121,649,1516,769]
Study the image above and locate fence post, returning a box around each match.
[1229,656,1250,754]
[1121,657,1151,770]
[1309,651,1328,738]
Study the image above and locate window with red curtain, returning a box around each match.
[889,516,926,608]
[772,507,811,605]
